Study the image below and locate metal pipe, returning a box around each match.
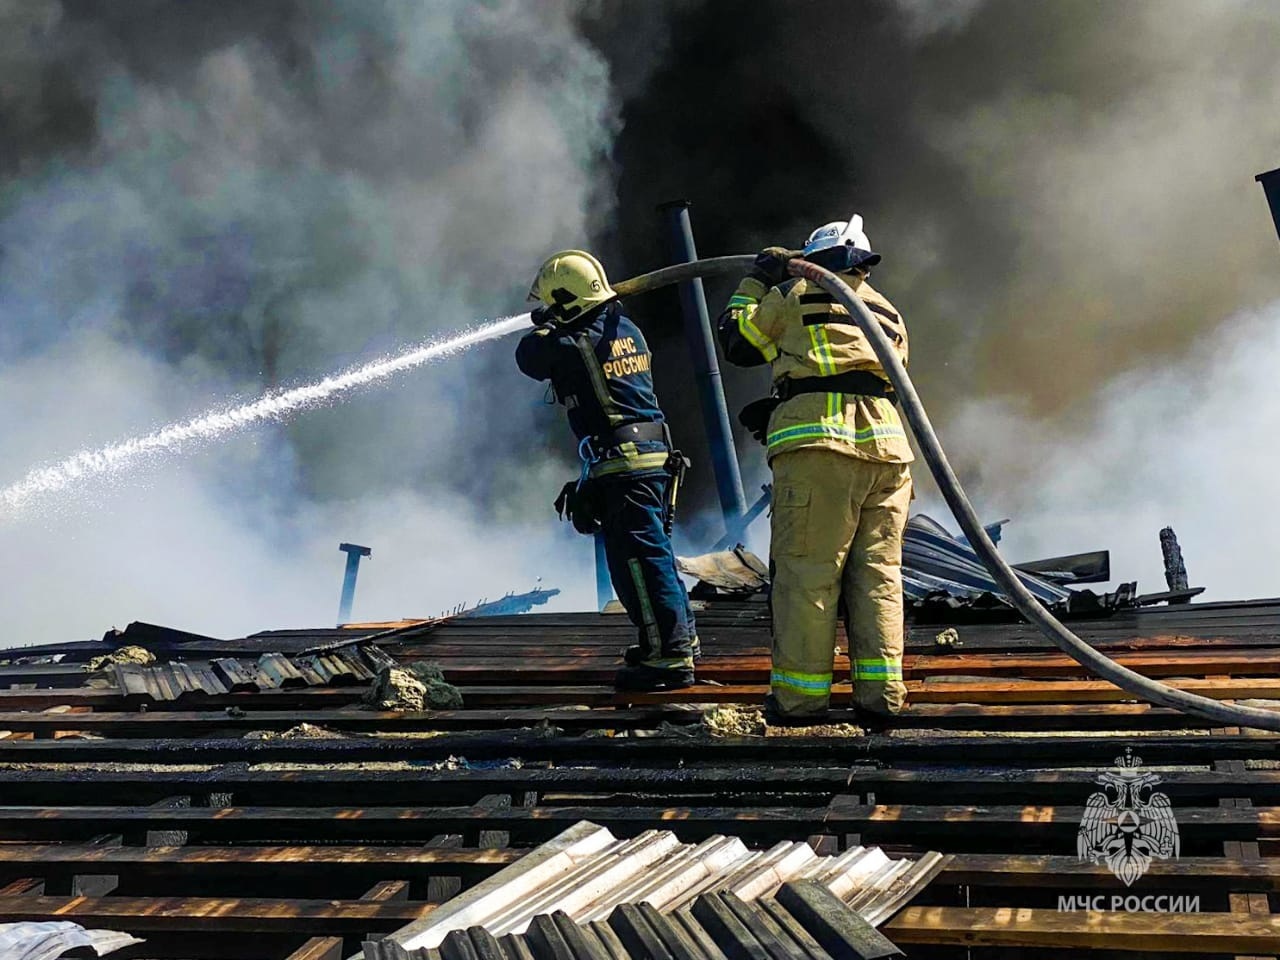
[657,201,747,530]
[336,542,371,625]
[711,484,773,553]
[1256,167,1280,247]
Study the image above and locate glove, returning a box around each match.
[749,246,800,287]
[529,304,555,328]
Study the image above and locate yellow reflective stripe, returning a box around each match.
[728,294,757,308]
[734,306,778,362]
[854,658,903,681]
[628,558,662,649]
[807,324,837,376]
[643,656,694,670]
[825,391,841,421]
[767,420,907,450]
[771,669,833,693]
[589,451,670,477]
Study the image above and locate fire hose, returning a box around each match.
[614,254,1280,731]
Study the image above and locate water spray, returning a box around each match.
[0,313,530,518]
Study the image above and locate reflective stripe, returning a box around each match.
[854,658,903,681]
[642,655,695,670]
[589,451,670,477]
[735,305,779,362]
[767,420,907,451]
[770,669,833,694]
[627,558,662,650]
[806,324,838,376]
[728,294,757,308]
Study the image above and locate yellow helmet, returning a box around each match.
[527,249,617,323]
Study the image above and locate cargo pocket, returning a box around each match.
[771,483,811,557]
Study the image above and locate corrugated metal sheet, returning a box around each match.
[0,921,142,960]
[109,646,384,702]
[377,821,941,955]
[372,882,906,960]
[903,515,1073,605]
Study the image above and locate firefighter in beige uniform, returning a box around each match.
[717,216,912,724]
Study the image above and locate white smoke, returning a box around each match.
[934,300,1280,602]
[0,1,616,644]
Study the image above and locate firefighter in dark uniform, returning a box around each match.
[517,249,697,691]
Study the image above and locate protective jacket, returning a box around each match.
[717,274,913,465]
[718,269,912,719]
[516,297,696,675]
[516,300,669,478]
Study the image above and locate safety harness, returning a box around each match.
[739,369,896,444]
[554,329,690,535]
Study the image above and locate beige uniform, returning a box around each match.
[726,273,913,717]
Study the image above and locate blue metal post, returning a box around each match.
[658,200,748,531]
[594,532,613,611]
[337,542,372,625]
[1257,167,1280,247]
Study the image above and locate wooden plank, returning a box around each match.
[287,879,411,960]
[883,906,1280,951]
[1218,759,1275,960]
[0,844,521,882]
[0,686,365,711]
[0,802,1272,846]
[936,854,1280,891]
[2,729,1279,768]
[0,705,702,738]
[0,894,433,933]
[8,762,1280,808]
[619,676,1280,706]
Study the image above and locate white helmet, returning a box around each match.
[802,214,880,269]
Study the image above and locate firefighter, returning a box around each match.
[517,249,697,691]
[716,216,912,727]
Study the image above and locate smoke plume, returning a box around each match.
[4,0,1280,644]
[0,0,611,641]
[593,0,1280,597]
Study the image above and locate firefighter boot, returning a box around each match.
[762,694,828,728]
[614,662,694,692]
[624,637,701,666]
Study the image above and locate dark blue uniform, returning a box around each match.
[517,300,696,671]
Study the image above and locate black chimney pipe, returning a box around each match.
[1255,167,1280,247]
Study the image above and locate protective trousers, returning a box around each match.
[598,473,696,669]
[769,448,911,717]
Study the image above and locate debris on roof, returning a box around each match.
[458,587,563,618]
[363,663,463,711]
[85,645,155,671]
[377,820,941,955]
[903,514,1142,620]
[677,546,769,598]
[0,920,143,959]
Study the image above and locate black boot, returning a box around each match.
[624,643,701,666]
[614,663,694,692]
[853,706,897,733]
[762,694,829,727]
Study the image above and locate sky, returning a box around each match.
[1,0,1278,644]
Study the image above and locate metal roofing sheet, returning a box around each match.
[0,921,142,960]
[376,820,941,955]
